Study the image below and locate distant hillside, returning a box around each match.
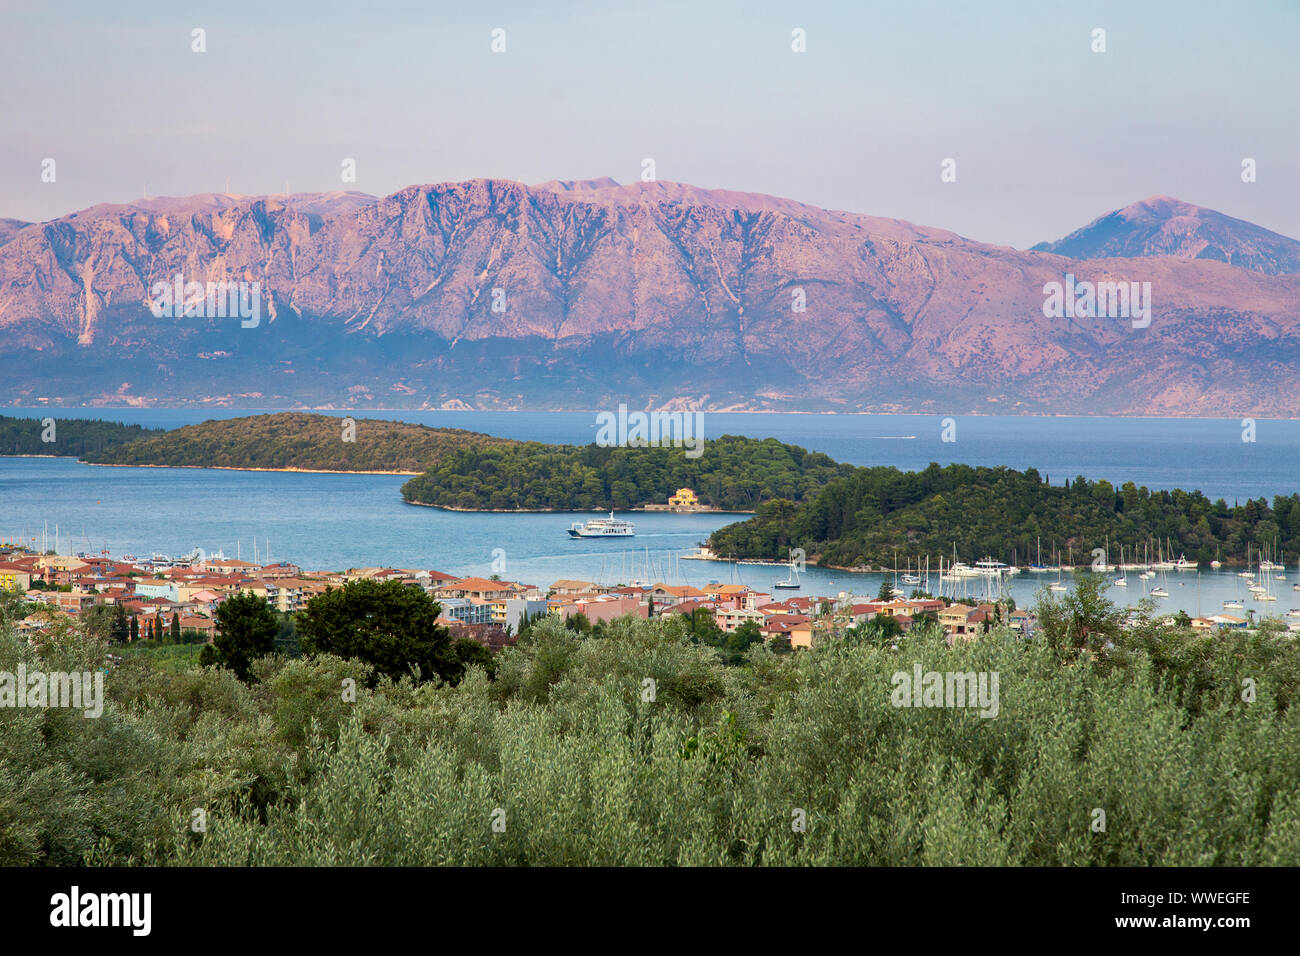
[400,435,854,511]
[1032,196,1300,275]
[0,415,158,457]
[4,179,1300,414]
[81,413,515,473]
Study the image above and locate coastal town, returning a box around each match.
[0,538,1057,652]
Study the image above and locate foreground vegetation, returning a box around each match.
[0,415,157,457]
[709,461,1300,567]
[400,436,853,511]
[3,579,1298,866]
[81,413,514,473]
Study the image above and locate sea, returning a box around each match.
[2,410,1298,618]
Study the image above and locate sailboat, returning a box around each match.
[1224,571,1244,609]
[1029,537,1048,573]
[1049,548,1067,592]
[773,553,801,590]
[1150,562,1170,598]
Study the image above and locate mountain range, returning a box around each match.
[3,179,1299,415]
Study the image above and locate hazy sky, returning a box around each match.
[1,0,1296,248]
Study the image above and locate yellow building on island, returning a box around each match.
[668,487,699,509]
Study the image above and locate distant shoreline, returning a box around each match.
[7,407,1296,421]
[0,453,80,460]
[81,461,419,476]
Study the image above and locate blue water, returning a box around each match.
[0,456,737,587]
[3,411,1300,617]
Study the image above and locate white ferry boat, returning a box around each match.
[568,512,635,538]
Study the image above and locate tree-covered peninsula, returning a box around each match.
[708,461,1300,569]
[0,414,158,457]
[400,436,854,511]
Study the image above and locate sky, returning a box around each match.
[1,0,1296,249]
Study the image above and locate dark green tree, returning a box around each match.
[295,579,459,685]
[110,604,130,644]
[564,612,593,635]
[199,592,279,681]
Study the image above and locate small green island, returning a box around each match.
[79,412,516,474]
